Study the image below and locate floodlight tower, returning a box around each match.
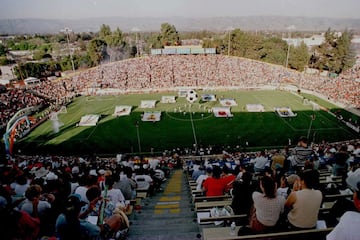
[61,27,75,72]
[131,27,140,57]
[226,26,234,56]
[285,25,296,69]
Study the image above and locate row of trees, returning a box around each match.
[310,29,356,73]
[3,23,357,80]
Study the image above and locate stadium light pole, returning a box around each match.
[61,27,75,72]
[226,26,234,56]
[135,122,142,154]
[189,104,198,153]
[285,25,295,69]
[307,114,316,139]
[131,27,140,57]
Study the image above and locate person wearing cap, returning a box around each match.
[326,181,360,240]
[277,174,300,199]
[55,194,100,239]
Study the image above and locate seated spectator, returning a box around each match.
[103,176,126,209]
[327,181,360,240]
[19,184,51,218]
[192,164,205,181]
[55,194,100,239]
[0,206,40,240]
[83,186,129,238]
[250,150,269,173]
[285,169,322,229]
[332,145,349,187]
[271,149,286,171]
[11,173,30,198]
[277,174,299,199]
[196,167,211,191]
[74,173,98,203]
[202,165,226,197]
[231,171,254,217]
[114,167,137,200]
[326,168,360,227]
[134,167,154,195]
[221,165,236,193]
[249,176,285,233]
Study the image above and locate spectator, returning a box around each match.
[55,194,100,239]
[285,169,322,229]
[231,171,254,217]
[19,184,51,218]
[326,181,360,240]
[277,174,300,200]
[250,150,269,173]
[288,137,313,172]
[114,167,137,200]
[192,164,205,181]
[221,165,236,193]
[249,176,285,233]
[271,149,286,171]
[196,167,211,191]
[332,145,349,177]
[103,176,126,209]
[202,165,226,197]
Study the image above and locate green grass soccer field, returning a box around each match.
[17,89,358,155]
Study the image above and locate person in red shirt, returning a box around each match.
[202,166,226,196]
[221,165,236,193]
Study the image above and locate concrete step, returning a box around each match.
[127,169,201,240]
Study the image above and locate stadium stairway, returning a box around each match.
[127,169,201,240]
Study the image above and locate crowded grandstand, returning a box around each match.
[0,51,360,240]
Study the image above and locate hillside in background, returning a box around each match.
[1,16,360,34]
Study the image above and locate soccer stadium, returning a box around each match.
[6,54,359,156]
[2,51,360,239]
[1,2,360,237]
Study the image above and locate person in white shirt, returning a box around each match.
[250,150,269,173]
[103,176,125,208]
[327,181,360,240]
[196,167,212,191]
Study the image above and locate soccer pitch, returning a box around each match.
[17,89,358,155]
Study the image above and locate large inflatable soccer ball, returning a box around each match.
[186,90,198,103]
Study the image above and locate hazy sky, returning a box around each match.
[1,0,359,19]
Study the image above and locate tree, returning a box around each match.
[105,27,125,48]
[160,23,180,46]
[99,24,111,40]
[311,28,355,74]
[87,39,107,66]
[105,27,128,61]
[78,54,92,69]
[336,29,356,72]
[148,33,163,49]
[0,44,6,56]
[288,42,310,71]
[260,37,287,65]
